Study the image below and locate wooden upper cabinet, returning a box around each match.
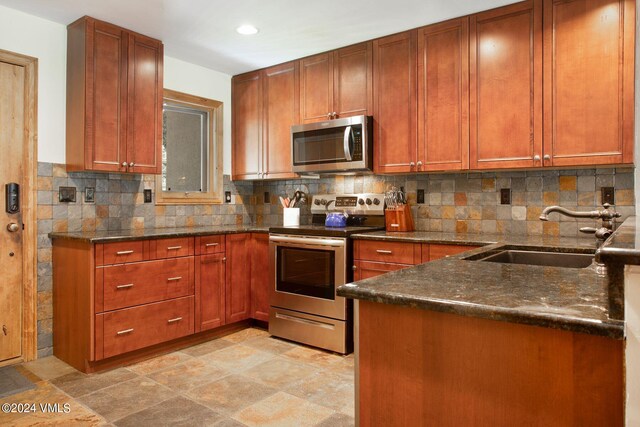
[543,0,634,166]
[232,71,262,180]
[66,16,162,174]
[469,1,543,170]
[263,62,299,179]
[300,43,372,123]
[127,33,163,174]
[373,31,418,174]
[417,18,470,172]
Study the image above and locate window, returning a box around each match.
[156,89,223,204]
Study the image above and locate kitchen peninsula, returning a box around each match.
[338,231,625,426]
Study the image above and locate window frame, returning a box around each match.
[155,89,224,205]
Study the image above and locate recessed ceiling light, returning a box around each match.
[236,24,258,35]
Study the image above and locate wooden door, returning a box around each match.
[417,18,469,172]
[127,33,163,174]
[333,42,372,119]
[300,53,334,123]
[196,253,226,332]
[373,31,418,173]
[83,19,128,172]
[225,234,252,323]
[0,60,25,361]
[543,0,634,166]
[263,62,299,179]
[469,1,543,169]
[250,233,270,322]
[232,71,262,179]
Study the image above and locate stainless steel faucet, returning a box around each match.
[539,203,621,244]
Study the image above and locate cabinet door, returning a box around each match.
[333,42,372,119]
[543,0,634,166]
[469,1,542,169]
[250,233,270,322]
[232,71,262,179]
[300,53,334,123]
[85,19,128,172]
[426,244,481,261]
[417,18,469,172]
[127,33,163,174]
[373,31,418,173]
[263,62,299,179]
[225,234,252,323]
[196,253,226,332]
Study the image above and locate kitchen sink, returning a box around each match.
[471,249,594,269]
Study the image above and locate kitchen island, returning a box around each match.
[338,233,624,426]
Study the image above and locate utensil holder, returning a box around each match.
[283,207,300,227]
[385,205,414,232]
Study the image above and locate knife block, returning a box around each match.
[385,205,414,232]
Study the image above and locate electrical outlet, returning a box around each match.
[144,189,152,203]
[225,191,231,203]
[84,187,95,203]
[500,188,511,205]
[264,191,270,204]
[601,187,615,205]
[59,186,76,203]
[417,189,425,204]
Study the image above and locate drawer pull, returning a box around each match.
[167,317,183,323]
[376,250,393,254]
[205,242,219,247]
[116,283,134,289]
[390,224,400,228]
[167,246,182,250]
[116,250,134,255]
[167,276,182,281]
[116,328,134,335]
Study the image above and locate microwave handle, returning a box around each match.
[343,126,353,161]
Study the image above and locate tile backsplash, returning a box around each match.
[35,163,635,357]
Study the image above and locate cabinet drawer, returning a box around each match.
[354,260,411,280]
[427,244,480,261]
[100,257,194,312]
[355,240,421,264]
[99,241,145,265]
[197,235,226,255]
[151,237,194,259]
[98,296,194,359]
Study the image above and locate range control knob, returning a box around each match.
[373,198,381,205]
[320,199,327,206]
[314,199,321,205]
[358,198,365,205]
[366,198,372,205]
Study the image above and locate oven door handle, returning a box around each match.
[269,235,346,248]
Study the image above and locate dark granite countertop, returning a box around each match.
[339,239,623,339]
[597,216,640,265]
[49,225,270,243]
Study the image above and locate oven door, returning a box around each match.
[269,234,347,320]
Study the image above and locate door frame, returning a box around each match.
[0,49,38,363]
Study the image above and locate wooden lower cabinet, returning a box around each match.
[250,233,270,322]
[96,296,194,359]
[354,260,410,280]
[423,243,480,262]
[196,253,226,332]
[225,234,253,323]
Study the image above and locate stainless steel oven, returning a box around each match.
[269,234,351,353]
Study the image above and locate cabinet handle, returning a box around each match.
[327,113,332,119]
[223,257,227,262]
[352,265,357,271]
[390,224,400,228]
[543,155,551,161]
[332,112,337,119]
[117,328,134,335]
[167,246,182,250]
[376,249,393,254]
[409,162,415,168]
[121,162,127,167]
[533,155,541,162]
[116,284,134,289]
[116,250,134,255]
[129,162,135,167]
[417,160,423,168]
[167,317,183,323]
[205,242,219,247]
[167,276,182,281]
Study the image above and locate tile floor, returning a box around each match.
[0,328,355,426]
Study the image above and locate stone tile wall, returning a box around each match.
[34,163,635,357]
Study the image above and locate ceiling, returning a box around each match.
[0,0,518,75]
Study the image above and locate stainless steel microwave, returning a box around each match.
[291,115,373,173]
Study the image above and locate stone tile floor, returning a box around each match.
[0,328,355,426]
